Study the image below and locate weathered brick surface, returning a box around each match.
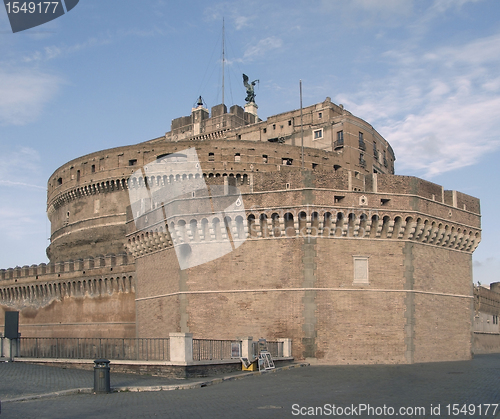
[134,235,475,364]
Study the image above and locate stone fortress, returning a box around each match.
[0,93,488,364]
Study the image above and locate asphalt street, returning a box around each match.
[1,354,500,418]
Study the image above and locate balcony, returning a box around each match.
[334,139,344,149]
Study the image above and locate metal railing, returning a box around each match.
[19,337,169,361]
[251,341,284,358]
[266,341,284,358]
[192,339,240,361]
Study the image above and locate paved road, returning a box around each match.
[1,354,500,418]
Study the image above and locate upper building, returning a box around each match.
[46,98,395,263]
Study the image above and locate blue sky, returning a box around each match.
[0,0,499,285]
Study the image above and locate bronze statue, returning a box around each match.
[243,74,259,103]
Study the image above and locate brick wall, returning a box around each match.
[134,234,474,364]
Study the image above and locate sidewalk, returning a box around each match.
[0,359,307,402]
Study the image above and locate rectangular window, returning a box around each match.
[318,112,322,119]
[359,153,366,168]
[282,158,293,166]
[358,132,366,150]
[128,159,137,166]
[353,257,369,285]
[314,129,323,140]
[335,131,344,149]
[262,154,268,163]
[208,152,215,161]
[288,120,292,126]
[234,153,241,162]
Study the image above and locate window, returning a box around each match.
[129,159,137,166]
[318,112,322,119]
[353,257,369,284]
[263,128,267,134]
[234,153,241,162]
[335,131,344,149]
[314,129,323,140]
[91,165,96,173]
[57,177,62,185]
[359,132,366,150]
[282,158,293,166]
[359,153,366,168]
[273,124,276,130]
[288,120,292,126]
[208,152,215,161]
[312,163,318,170]
[262,155,268,163]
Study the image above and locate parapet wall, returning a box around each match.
[0,253,136,339]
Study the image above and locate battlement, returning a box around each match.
[0,253,131,283]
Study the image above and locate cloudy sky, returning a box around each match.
[0,0,499,284]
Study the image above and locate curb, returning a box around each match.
[2,362,309,403]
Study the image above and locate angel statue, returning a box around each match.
[243,74,259,104]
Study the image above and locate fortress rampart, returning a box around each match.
[0,253,135,338]
[0,97,483,364]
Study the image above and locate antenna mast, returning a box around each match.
[300,80,304,169]
[222,18,225,106]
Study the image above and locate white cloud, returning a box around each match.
[336,31,500,178]
[0,69,63,125]
[430,0,483,13]
[203,2,256,31]
[243,36,283,61]
[320,0,415,26]
[0,147,44,187]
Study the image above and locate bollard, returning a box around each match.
[93,359,111,393]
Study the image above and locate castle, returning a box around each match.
[0,96,484,364]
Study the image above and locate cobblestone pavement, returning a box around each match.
[1,354,500,418]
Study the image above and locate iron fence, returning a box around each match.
[19,337,169,361]
[252,341,284,358]
[192,339,240,361]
